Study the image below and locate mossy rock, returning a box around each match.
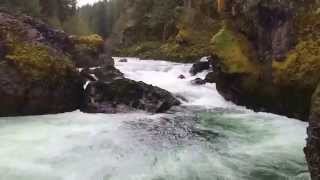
[72,34,104,51]
[273,9,320,89]
[273,40,320,89]
[5,42,74,82]
[210,26,260,75]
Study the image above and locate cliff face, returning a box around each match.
[306,84,320,180]
[208,0,320,121]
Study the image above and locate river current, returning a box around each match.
[0,58,310,180]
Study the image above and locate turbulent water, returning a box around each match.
[0,58,310,180]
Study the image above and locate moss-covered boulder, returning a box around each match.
[0,11,84,116]
[70,34,114,68]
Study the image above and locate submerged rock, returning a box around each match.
[178,74,186,79]
[81,79,181,114]
[119,58,128,62]
[191,78,206,86]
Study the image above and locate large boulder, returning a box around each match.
[70,35,115,68]
[0,11,85,116]
[81,79,181,114]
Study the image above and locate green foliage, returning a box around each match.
[78,0,123,37]
[273,39,320,88]
[73,34,104,49]
[0,0,78,33]
[62,15,91,35]
[0,0,41,16]
[5,42,74,82]
[272,8,320,88]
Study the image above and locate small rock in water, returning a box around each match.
[178,74,186,79]
[119,58,128,62]
[189,61,210,76]
[191,78,206,85]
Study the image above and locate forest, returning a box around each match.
[0,0,122,37]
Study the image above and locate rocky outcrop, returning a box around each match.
[189,59,211,76]
[81,79,181,114]
[306,84,320,180]
[205,0,320,121]
[202,2,320,177]
[0,10,181,116]
[0,11,84,116]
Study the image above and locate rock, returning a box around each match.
[0,62,83,116]
[80,68,98,82]
[119,58,128,62]
[209,5,320,121]
[70,35,114,68]
[84,66,123,82]
[0,11,86,116]
[305,84,320,180]
[189,60,211,76]
[81,79,181,114]
[205,72,217,83]
[191,78,206,86]
[178,74,186,79]
[230,0,296,61]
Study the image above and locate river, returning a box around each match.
[0,58,310,180]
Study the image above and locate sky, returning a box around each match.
[78,0,102,7]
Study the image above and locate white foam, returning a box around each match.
[0,57,309,180]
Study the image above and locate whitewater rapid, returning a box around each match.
[0,58,310,180]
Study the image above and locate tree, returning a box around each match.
[0,0,41,16]
[148,0,180,41]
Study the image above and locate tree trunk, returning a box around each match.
[217,0,225,13]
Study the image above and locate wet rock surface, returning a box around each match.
[81,79,181,114]
[189,59,211,76]
[0,11,180,116]
[191,78,206,86]
[305,84,320,180]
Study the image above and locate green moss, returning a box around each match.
[273,40,320,88]
[72,34,104,50]
[273,10,320,89]
[5,42,74,81]
[210,26,260,75]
